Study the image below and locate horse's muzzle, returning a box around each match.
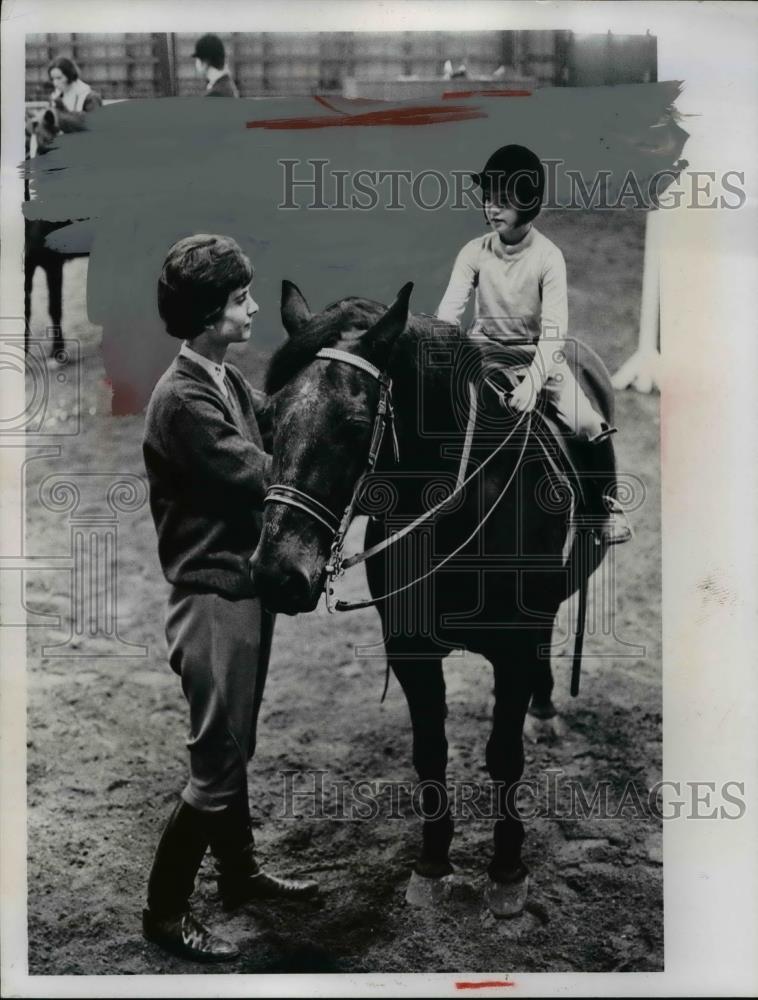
[249,552,321,615]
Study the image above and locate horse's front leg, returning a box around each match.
[524,618,568,744]
[45,256,64,359]
[390,657,454,904]
[24,254,35,353]
[485,631,547,917]
[528,656,556,719]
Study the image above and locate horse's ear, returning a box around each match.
[281,280,312,338]
[363,282,413,368]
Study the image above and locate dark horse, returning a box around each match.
[24,106,90,359]
[25,217,68,359]
[251,281,615,916]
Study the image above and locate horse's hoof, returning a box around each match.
[405,870,456,908]
[484,872,529,918]
[528,698,557,720]
[523,712,566,744]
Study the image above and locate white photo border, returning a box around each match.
[2,1,757,996]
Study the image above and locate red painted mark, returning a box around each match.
[246,104,485,130]
[455,982,515,990]
[442,89,532,99]
[312,94,346,114]
[335,96,383,106]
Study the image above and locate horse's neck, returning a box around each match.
[387,342,464,470]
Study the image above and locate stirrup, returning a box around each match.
[590,424,618,444]
[571,498,634,546]
[601,496,634,545]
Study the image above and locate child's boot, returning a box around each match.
[580,427,633,546]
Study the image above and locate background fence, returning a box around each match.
[26,30,657,101]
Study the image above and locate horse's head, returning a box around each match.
[25,107,61,156]
[250,280,413,614]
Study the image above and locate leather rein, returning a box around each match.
[263,346,593,697]
[264,347,533,614]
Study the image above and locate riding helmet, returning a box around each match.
[472,144,546,223]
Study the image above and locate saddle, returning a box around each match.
[478,338,616,510]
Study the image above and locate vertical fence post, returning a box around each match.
[229,32,239,96]
[154,32,174,97]
[262,33,272,94]
[169,32,178,96]
[647,30,657,83]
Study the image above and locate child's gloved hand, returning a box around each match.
[509,370,542,413]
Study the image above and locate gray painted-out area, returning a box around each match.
[24,84,687,410]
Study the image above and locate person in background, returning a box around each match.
[23,58,102,363]
[193,33,240,97]
[47,56,102,127]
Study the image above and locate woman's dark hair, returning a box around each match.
[157,235,253,340]
[48,56,80,83]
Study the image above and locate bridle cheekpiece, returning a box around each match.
[263,347,398,605]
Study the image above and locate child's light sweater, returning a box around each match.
[437,226,568,379]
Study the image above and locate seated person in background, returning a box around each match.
[47,56,102,129]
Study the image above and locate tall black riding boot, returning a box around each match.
[208,786,320,910]
[142,798,239,962]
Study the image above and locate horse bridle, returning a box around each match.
[264,347,399,597]
[263,347,539,614]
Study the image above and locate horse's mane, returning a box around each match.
[265,296,460,394]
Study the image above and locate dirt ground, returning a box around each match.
[23,210,662,975]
